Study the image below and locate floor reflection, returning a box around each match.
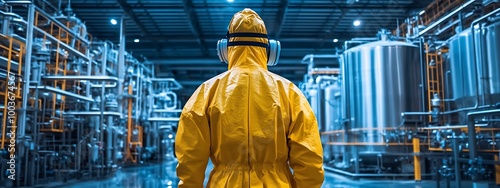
[62,161,476,188]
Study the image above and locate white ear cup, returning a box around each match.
[216,38,281,66]
[216,39,229,64]
[267,40,281,66]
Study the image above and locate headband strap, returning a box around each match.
[226,32,268,39]
[227,41,268,48]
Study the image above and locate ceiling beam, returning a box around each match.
[182,0,208,56]
[274,0,289,39]
[117,0,148,36]
[71,4,416,10]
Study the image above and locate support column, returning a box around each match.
[413,137,421,182]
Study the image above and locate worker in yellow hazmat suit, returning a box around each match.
[175,8,324,188]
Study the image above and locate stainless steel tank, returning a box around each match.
[484,21,500,105]
[343,40,422,153]
[324,80,341,132]
[449,28,484,108]
[323,79,342,163]
[449,20,500,109]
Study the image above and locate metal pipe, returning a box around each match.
[467,109,500,161]
[30,86,94,102]
[439,105,490,115]
[418,37,427,120]
[401,112,432,117]
[4,1,32,4]
[99,42,107,176]
[18,2,34,142]
[117,15,126,116]
[135,66,141,124]
[300,54,340,64]
[451,137,461,188]
[344,40,369,50]
[79,81,117,88]
[415,0,477,38]
[153,109,182,113]
[107,116,113,167]
[42,75,119,82]
[324,166,434,177]
[150,78,183,90]
[64,111,122,117]
[148,117,180,122]
[163,91,178,110]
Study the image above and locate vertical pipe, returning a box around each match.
[2,15,10,36]
[107,116,113,167]
[468,116,477,160]
[117,15,126,116]
[418,37,427,122]
[19,1,34,146]
[451,138,461,188]
[17,4,35,186]
[135,66,141,124]
[98,53,106,179]
[412,137,421,182]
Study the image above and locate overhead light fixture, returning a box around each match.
[333,39,338,43]
[110,19,117,25]
[227,0,234,2]
[134,39,140,43]
[419,10,425,15]
[353,20,361,26]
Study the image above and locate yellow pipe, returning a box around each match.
[413,138,421,182]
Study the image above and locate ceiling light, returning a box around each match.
[333,39,338,43]
[353,20,361,26]
[227,0,234,2]
[134,39,140,43]
[110,19,117,25]
[419,10,425,15]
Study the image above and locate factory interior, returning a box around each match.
[0,0,500,187]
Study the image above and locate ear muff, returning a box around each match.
[216,39,229,64]
[216,32,281,66]
[267,39,281,66]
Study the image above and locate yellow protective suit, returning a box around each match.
[175,8,324,188]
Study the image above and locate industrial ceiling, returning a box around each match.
[46,0,434,102]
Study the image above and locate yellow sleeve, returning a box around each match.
[175,85,211,188]
[287,86,324,188]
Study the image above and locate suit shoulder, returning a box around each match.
[267,71,293,85]
[202,71,230,87]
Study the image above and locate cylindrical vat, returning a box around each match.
[449,28,483,108]
[484,21,500,104]
[307,87,319,123]
[449,20,500,109]
[343,40,422,152]
[324,80,342,132]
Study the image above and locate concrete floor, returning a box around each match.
[54,161,494,188]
